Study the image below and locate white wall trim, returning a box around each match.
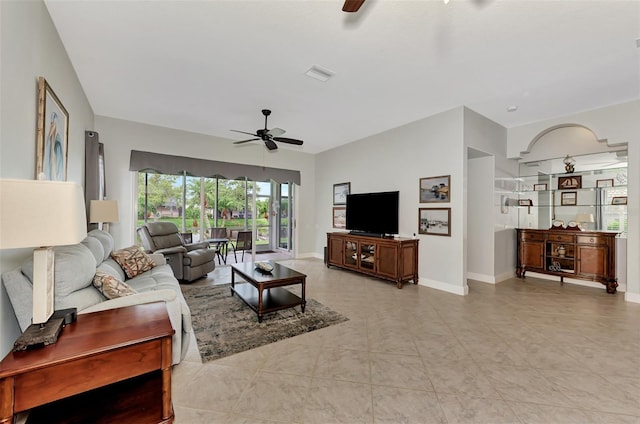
[466,270,515,284]
[495,270,516,283]
[525,271,627,293]
[419,278,469,296]
[466,272,495,284]
[624,292,640,304]
[297,252,322,260]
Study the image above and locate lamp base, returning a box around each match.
[13,317,64,352]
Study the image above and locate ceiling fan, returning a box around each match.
[231,109,304,151]
[342,0,365,12]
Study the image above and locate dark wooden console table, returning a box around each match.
[0,302,175,423]
[326,232,419,289]
[516,228,618,293]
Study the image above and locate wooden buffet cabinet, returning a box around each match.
[326,232,418,288]
[516,228,618,293]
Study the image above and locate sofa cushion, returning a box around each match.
[81,236,105,265]
[21,244,96,300]
[185,249,216,267]
[93,271,137,299]
[88,229,114,262]
[111,246,156,279]
[146,221,179,237]
[97,258,127,281]
[150,233,184,250]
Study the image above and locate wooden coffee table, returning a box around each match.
[231,262,306,322]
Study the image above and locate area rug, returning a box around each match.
[181,284,349,362]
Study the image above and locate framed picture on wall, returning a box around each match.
[561,191,577,206]
[332,207,346,228]
[612,196,627,205]
[558,176,582,190]
[419,175,450,203]
[333,182,350,205]
[418,208,451,236]
[596,179,614,188]
[533,184,547,191]
[36,77,69,181]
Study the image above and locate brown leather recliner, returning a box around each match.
[137,222,215,282]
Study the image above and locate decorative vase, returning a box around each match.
[556,245,566,258]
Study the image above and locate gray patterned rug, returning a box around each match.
[181,284,349,362]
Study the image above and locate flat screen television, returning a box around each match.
[345,191,399,237]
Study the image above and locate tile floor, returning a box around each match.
[172,258,640,423]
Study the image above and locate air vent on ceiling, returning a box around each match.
[305,65,335,82]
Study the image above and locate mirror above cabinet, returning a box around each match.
[516,151,628,236]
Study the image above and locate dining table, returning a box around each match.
[206,237,229,264]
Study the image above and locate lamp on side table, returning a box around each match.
[0,179,87,350]
[89,199,119,232]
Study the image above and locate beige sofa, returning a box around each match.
[2,229,192,365]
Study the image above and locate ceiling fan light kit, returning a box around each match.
[231,109,304,151]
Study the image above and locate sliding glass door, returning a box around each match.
[137,172,293,253]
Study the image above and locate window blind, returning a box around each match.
[129,150,300,184]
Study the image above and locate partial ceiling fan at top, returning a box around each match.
[342,0,365,12]
[231,109,304,151]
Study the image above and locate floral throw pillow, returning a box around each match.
[110,246,155,279]
[93,271,137,299]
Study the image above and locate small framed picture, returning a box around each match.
[418,208,451,236]
[36,77,69,181]
[419,175,450,203]
[332,207,346,228]
[333,182,350,205]
[561,191,577,206]
[611,196,627,205]
[558,175,582,190]
[533,184,547,191]
[596,179,614,188]
[518,199,533,207]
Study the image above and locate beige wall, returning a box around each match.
[0,0,94,356]
[506,101,640,302]
[94,116,316,256]
[316,107,468,295]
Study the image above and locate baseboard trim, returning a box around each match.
[624,291,640,304]
[466,272,495,284]
[419,278,468,296]
[297,252,322,259]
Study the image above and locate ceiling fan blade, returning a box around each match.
[230,129,259,137]
[342,0,365,12]
[233,138,259,144]
[267,127,285,137]
[273,137,303,146]
[264,139,278,150]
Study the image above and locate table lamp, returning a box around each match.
[89,199,119,232]
[576,212,594,230]
[0,179,87,349]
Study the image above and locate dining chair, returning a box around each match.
[230,230,252,262]
[208,227,228,264]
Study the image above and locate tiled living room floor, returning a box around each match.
[172,258,640,423]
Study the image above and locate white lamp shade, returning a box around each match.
[576,213,595,223]
[0,179,87,249]
[89,199,119,223]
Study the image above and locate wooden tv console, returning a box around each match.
[326,232,419,289]
[516,228,618,293]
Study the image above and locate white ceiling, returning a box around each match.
[44,0,640,154]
